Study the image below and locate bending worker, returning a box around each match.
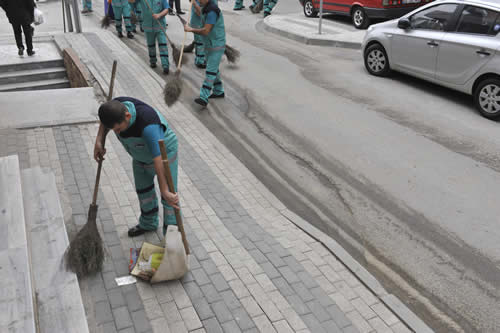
[184,0,225,107]
[94,97,180,237]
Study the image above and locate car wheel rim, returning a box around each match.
[305,2,313,16]
[354,10,364,26]
[367,50,386,73]
[479,84,500,114]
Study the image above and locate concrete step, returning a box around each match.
[21,167,89,333]
[0,77,71,92]
[0,59,65,73]
[0,67,67,86]
[0,155,36,333]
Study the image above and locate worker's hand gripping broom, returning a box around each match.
[65,61,118,277]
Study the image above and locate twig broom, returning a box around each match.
[64,61,118,277]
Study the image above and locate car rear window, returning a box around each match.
[456,5,499,36]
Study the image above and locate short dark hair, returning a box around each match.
[98,100,127,129]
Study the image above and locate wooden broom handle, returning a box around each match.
[158,140,190,255]
[92,60,118,205]
[177,1,193,69]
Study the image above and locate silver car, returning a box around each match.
[362,0,500,119]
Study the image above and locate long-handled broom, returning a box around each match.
[161,2,193,106]
[158,140,189,255]
[65,61,118,277]
[176,14,240,64]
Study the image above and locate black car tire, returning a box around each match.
[303,0,318,18]
[474,78,500,119]
[364,43,391,77]
[352,6,370,29]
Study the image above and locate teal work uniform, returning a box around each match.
[199,0,225,103]
[190,0,205,66]
[112,0,133,33]
[114,97,179,234]
[233,0,257,10]
[263,0,277,16]
[129,0,143,31]
[82,0,92,11]
[140,0,170,70]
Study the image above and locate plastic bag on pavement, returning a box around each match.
[34,8,44,25]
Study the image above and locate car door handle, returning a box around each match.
[476,50,491,56]
[427,41,439,47]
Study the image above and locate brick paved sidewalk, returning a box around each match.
[0,29,428,333]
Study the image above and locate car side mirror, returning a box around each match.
[398,18,411,30]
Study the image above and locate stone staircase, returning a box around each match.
[0,155,89,333]
[0,59,70,92]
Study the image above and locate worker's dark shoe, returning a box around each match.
[128,225,149,237]
[194,98,208,107]
[140,27,144,32]
[132,27,137,33]
[118,31,124,38]
[233,6,244,10]
[81,9,90,14]
[209,92,224,99]
[264,11,271,17]
[150,63,157,68]
[27,50,35,56]
[249,5,256,13]
[195,63,206,69]
[168,9,175,15]
[18,47,24,56]
[127,31,134,39]
[177,11,186,15]
[163,67,169,75]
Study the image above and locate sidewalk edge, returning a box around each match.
[262,18,362,49]
[281,208,434,333]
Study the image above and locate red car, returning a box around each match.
[299,0,435,29]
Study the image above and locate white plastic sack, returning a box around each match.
[34,8,44,25]
[151,225,189,283]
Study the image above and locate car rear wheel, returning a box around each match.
[364,44,391,77]
[303,0,318,18]
[352,6,370,29]
[475,78,500,119]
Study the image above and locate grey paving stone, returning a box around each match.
[201,259,219,276]
[192,298,215,320]
[221,290,240,311]
[342,325,361,333]
[114,259,132,276]
[291,282,315,303]
[108,288,127,309]
[192,268,212,286]
[285,295,310,316]
[232,307,255,331]
[306,300,331,323]
[211,300,234,323]
[271,244,290,258]
[113,306,133,330]
[243,329,259,333]
[301,313,327,333]
[98,321,117,333]
[222,320,242,333]
[261,262,281,280]
[298,271,319,290]
[310,286,335,308]
[104,231,121,246]
[95,300,113,324]
[322,320,342,333]
[118,327,136,333]
[203,317,224,333]
[266,253,286,268]
[201,283,223,304]
[211,273,230,292]
[238,237,256,251]
[193,245,210,261]
[190,255,202,270]
[109,244,125,260]
[327,304,353,329]
[124,288,143,312]
[282,255,305,273]
[278,266,300,284]
[272,277,295,297]
[183,281,204,300]
[90,279,108,302]
[131,309,151,333]
[103,271,118,291]
[247,249,267,264]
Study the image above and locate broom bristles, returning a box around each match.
[65,219,105,277]
[171,43,188,68]
[101,15,112,29]
[183,41,195,53]
[224,44,240,64]
[131,12,138,25]
[164,74,183,106]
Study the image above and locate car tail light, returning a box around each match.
[383,0,390,5]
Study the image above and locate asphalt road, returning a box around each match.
[14,1,500,331]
